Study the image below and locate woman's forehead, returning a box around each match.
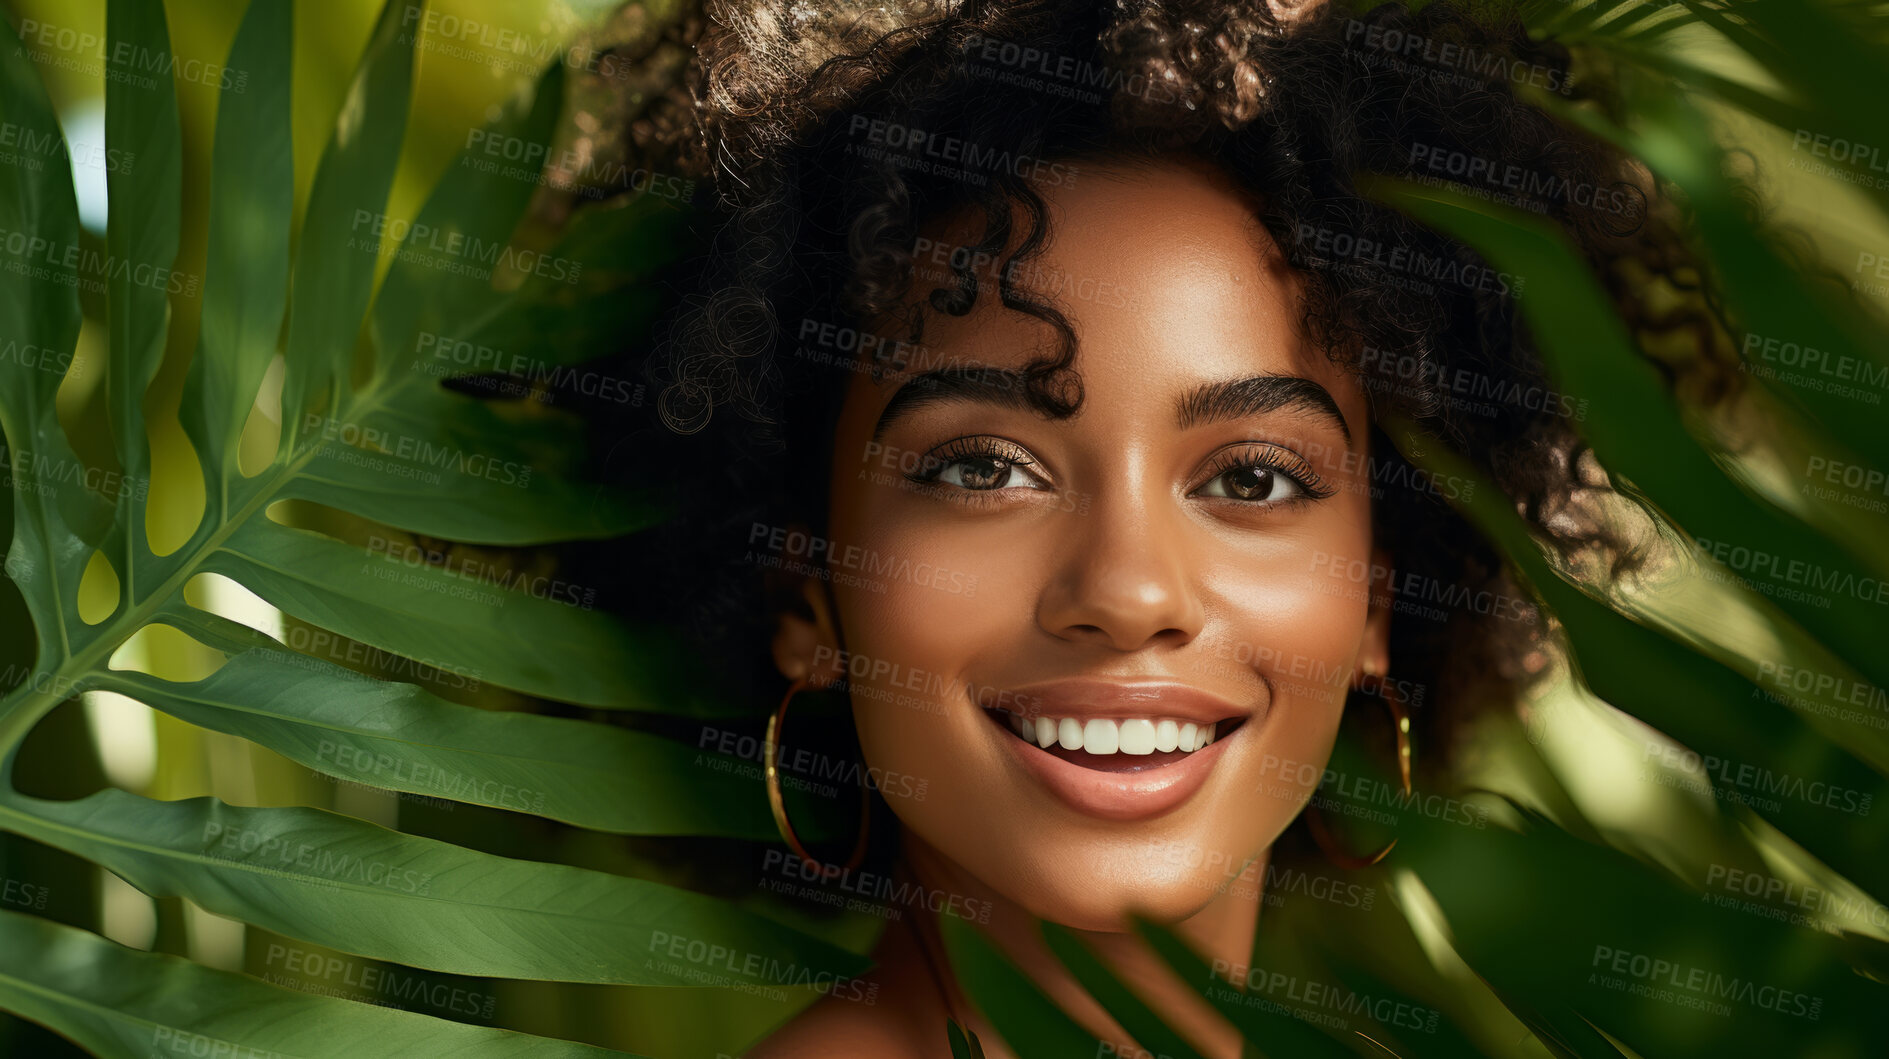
[874,157,1356,403]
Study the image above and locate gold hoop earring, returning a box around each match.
[1307,674,1412,869]
[765,677,872,878]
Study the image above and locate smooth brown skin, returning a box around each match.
[754,157,1392,1058]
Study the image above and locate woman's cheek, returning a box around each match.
[824,510,1021,776]
[1195,547,1368,842]
[829,493,1036,668]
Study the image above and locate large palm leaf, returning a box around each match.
[0,0,866,1053]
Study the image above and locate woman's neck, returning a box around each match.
[888,837,1262,1059]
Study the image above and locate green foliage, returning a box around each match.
[0,908,628,1056]
[0,0,864,1053]
[944,1018,989,1059]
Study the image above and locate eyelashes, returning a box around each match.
[1191,443,1336,505]
[905,436,1051,493]
[903,436,1336,507]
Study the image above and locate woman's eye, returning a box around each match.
[908,438,1051,494]
[1190,443,1333,506]
[932,456,1044,491]
[1196,464,1305,503]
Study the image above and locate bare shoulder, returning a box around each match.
[744,991,946,1059]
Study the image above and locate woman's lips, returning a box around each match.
[979,680,1261,821]
[995,678,1250,726]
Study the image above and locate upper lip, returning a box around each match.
[988,679,1255,725]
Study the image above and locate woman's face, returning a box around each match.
[779,157,1389,929]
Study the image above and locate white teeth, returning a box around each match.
[1118,719,1156,755]
[1058,717,1084,750]
[1003,713,1227,755]
[1154,720,1180,752]
[1035,717,1058,748]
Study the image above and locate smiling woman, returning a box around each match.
[578,0,1722,1055]
[742,155,1415,1058]
[4,0,1886,1054]
[813,157,1383,921]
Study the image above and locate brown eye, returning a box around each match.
[947,456,1009,490]
[1200,465,1300,503]
[1224,466,1278,500]
[1189,443,1334,505]
[911,437,1052,493]
[934,455,1048,491]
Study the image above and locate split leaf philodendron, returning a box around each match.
[0,0,861,1053]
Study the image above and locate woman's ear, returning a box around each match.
[768,550,846,690]
[1353,545,1393,687]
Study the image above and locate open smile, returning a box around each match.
[981,680,1262,821]
[985,708,1247,772]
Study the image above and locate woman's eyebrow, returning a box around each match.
[1175,374,1353,447]
[871,368,1353,446]
[871,365,1039,440]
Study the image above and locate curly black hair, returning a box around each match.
[567,0,1730,795]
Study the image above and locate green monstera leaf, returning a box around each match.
[0,0,865,1053]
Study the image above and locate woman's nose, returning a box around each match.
[1035,485,1206,652]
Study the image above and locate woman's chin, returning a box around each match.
[997,858,1260,933]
